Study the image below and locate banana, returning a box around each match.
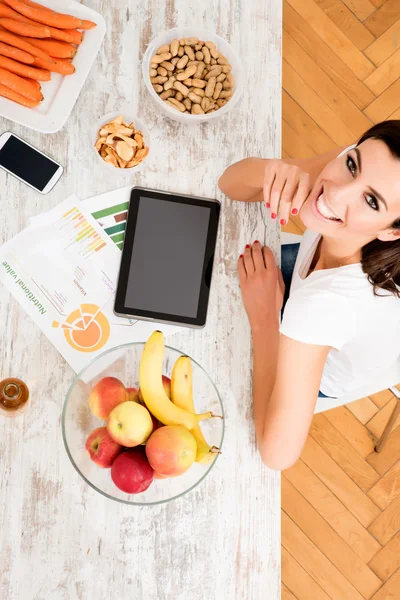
[139,331,213,429]
[171,355,221,465]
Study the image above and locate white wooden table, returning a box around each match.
[0,1,282,598]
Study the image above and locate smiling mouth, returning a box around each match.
[314,185,343,223]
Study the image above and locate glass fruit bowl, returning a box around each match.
[62,342,224,506]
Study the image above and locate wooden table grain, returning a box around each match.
[0,1,282,598]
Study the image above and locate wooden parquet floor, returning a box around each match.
[281,1,400,598]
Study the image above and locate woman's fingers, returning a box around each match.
[263,159,278,209]
[252,241,266,270]
[239,242,268,279]
[277,174,299,225]
[263,161,313,224]
[243,243,255,275]
[238,253,247,284]
[290,171,312,216]
[262,245,277,272]
[268,170,286,219]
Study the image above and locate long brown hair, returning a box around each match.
[357,120,400,297]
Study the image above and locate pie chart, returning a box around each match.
[52,304,110,352]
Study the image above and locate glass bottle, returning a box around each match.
[0,378,29,417]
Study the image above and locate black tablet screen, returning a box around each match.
[125,196,211,318]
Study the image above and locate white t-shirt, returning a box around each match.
[280,147,400,397]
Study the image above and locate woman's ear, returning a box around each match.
[377,228,400,242]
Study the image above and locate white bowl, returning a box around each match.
[92,111,151,174]
[142,27,245,125]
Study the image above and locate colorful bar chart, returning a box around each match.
[61,206,107,257]
[91,201,129,251]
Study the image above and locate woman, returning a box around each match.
[218,120,400,470]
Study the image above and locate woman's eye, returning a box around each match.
[365,194,379,211]
[346,155,356,176]
[347,155,379,211]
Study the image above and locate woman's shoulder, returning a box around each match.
[289,257,371,317]
[281,271,355,350]
[293,263,400,313]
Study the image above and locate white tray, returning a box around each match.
[0,0,106,133]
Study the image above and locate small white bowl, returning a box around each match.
[92,111,151,174]
[142,27,245,125]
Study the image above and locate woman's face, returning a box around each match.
[300,138,400,245]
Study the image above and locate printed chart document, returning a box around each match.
[0,195,181,375]
[79,185,132,249]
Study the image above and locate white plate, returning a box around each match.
[0,0,106,133]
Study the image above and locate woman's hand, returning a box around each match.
[264,159,313,225]
[238,242,285,331]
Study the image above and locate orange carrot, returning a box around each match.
[48,26,80,43]
[0,3,27,20]
[0,39,33,63]
[57,57,72,64]
[22,0,93,32]
[24,37,76,58]
[0,3,81,43]
[3,0,85,29]
[80,19,96,30]
[58,28,82,45]
[0,80,39,105]
[24,0,89,30]
[22,0,53,11]
[0,66,42,100]
[33,56,74,75]
[0,28,55,61]
[0,17,50,37]
[25,76,40,88]
[0,54,49,79]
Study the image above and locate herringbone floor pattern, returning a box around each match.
[281,1,400,598]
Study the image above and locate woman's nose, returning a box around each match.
[322,179,350,206]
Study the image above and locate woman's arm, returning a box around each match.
[218,146,348,203]
[238,242,331,470]
[254,329,330,470]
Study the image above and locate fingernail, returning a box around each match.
[239,254,243,258]
[291,208,298,215]
[266,203,270,208]
[245,244,250,248]
[280,219,286,225]
[271,213,276,219]
[254,240,259,244]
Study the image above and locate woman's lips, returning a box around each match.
[311,186,342,224]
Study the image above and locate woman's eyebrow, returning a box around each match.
[355,146,388,211]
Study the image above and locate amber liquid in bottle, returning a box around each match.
[0,378,29,417]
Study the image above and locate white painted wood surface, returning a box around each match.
[0,1,282,598]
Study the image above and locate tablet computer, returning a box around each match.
[114,187,221,328]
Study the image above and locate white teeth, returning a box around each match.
[317,194,341,221]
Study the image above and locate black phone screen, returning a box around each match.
[0,135,60,191]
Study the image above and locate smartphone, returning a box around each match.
[0,132,63,194]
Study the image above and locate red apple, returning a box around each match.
[126,387,142,404]
[146,425,197,476]
[111,448,154,494]
[85,427,122,468]
[89,377,128,420]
